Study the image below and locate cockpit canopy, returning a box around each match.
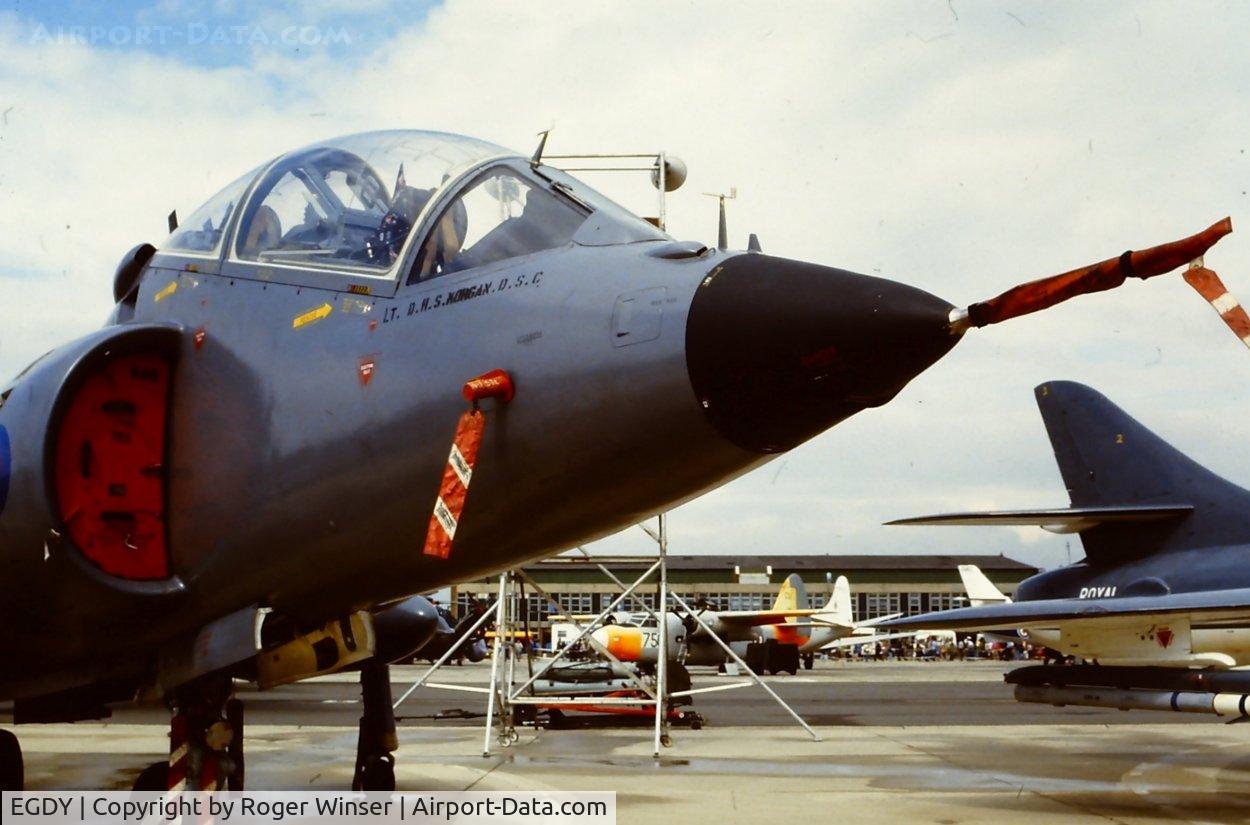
[161,129,668,281]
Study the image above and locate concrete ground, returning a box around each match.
[9,660,1250,823]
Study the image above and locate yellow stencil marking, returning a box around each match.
[154,282,178,303]
[293,303,334,329]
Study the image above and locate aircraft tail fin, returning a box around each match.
[828,575,852,624]
[957,565,1011,606]
[1035,380,1250,561]
[772,574,808,622]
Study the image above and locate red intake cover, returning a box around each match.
[54,352,170,579]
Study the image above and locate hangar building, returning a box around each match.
[453,554,1039,635]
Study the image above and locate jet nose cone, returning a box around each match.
[686,254,958,453]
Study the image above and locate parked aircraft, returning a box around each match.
[883,381,1250,719]
[0,126,1232,791]
[591,574,899,672]
[953,564,1022,647]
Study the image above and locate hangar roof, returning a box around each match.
[459,554,1041,588]
[529,554,1037,572]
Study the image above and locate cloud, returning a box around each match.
[1,0,1248,572]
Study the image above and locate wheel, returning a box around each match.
[689,718,703,731]
[666,663,692,695]
[0,729,22,791]
[358,755,396,792]
[803,654,814,671]
[660,734,672,748]
[132,760,168,792]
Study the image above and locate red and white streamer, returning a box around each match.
[423,409,486,559]
[1183,266,1250,350]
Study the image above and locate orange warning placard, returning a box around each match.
[423,409,486,559]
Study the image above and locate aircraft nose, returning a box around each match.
[593,626,643,661]
[686,253,959,453]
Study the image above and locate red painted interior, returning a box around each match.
[54,352,170,580]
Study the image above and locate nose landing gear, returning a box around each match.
[353,659,398,792]
[127,657,397,792]
[132,676,243,792]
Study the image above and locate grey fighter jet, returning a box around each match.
[0,128,1233,790]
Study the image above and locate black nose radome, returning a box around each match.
[686,254,959,453]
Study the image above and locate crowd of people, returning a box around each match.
[831,635,1055,663]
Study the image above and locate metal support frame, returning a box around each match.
[392,556,669,757]
[652,513,670,753]
[514,571,658,701]
[507,558,660,698]
[391,593,501,710]
[483,551,671,755]
[571,534,818,742]
[669,591,820,742]
[482,572,510,756]
[390,512,820,759]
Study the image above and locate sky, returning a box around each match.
[0,1,1248,571]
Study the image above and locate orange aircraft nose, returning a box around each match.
[594,626,643,661]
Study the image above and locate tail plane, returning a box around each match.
[891,381,1250,564]
[958,565,1011,606]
